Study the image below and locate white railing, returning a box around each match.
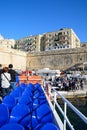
[43,84,87,130]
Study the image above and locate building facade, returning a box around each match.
[41,28,80,51]
[16,34,42,52]
[0,34,15,48]
[15,28,80,52]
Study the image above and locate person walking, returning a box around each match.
[80,79,84,90]
[8,64,18,90]
[1,67,11,98]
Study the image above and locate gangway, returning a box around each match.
[42,83,87,130]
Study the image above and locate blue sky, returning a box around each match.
[0,0,87,42]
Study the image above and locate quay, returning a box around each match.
[48,84,87,99]
[58,86,87,98]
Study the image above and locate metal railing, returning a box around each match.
[43,83,87,130]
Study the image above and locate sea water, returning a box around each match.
[57,97,87,130]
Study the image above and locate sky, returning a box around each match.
[0,0,87,42]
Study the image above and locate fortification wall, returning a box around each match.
[0,47,27,70]
[0,47,87,71]
[27,47,87,70]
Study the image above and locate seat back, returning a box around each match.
[0,123,25,130]
[0,104,9,127]
[9,104,31,126]
[2,95,16,111]
[34,123,59,130]
[32,103,53,128]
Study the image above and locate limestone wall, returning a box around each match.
[27,47,87,70]
[0,47,27,70]
[0,47,87,71]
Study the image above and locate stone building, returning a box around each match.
[41,28,80,51]
[16,34,42,52]
[15,28,80,52]
[0,34,15,48]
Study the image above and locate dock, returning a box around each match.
[56,85,87,98]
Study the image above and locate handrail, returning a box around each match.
[55,88,87,124]
[43,82,87,130]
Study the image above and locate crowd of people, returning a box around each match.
[53,76,84,91]
[0,65,85,100]
[0,64,18,99]
[42,74,84,92]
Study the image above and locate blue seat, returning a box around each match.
[2,95,16,111]
[33,91,41,99]
[22,88,33,97]
[34,123,59,130]
[33,98,47,110]
[18,94,32,105]
[32,104,53,128]
[0,104,9,127]
[10,87,22,99]
[33,92,45,100]
[34,83,43,92]
[26,83,34,92]
[19,83,26,91]
[18,95,33,111]
[0,123,25,130]
[33,84,44,100]
[9,104,31,127]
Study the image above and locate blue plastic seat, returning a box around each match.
[33,98,47,110]
[34,83,43,92]
[34,123,59,130]
[33,91,41,99]
[26,83,34,92]
[10,87,22,99]
[2,95,16,111]
[33,92,45,101]
[0,123,25,130]
[18,94,32,105]
[0,104,9,127]
[9,104,31,126]
[32,104,53,128]
[33,84,45,100]
[19,83,26,91]
[22,88,33,97]
[18,95,33,111]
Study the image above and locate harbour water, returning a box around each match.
[67,97,87,130]
[57,97,87,130]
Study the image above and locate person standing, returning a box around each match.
[8,64,18,90]
[1,67,11,97]
[80,79,84,90]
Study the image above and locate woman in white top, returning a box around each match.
[1,67,11,97]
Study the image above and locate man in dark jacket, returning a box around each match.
[8,64,18,90]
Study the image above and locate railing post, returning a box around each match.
[53,91,56,112]
[63,102,67,130]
